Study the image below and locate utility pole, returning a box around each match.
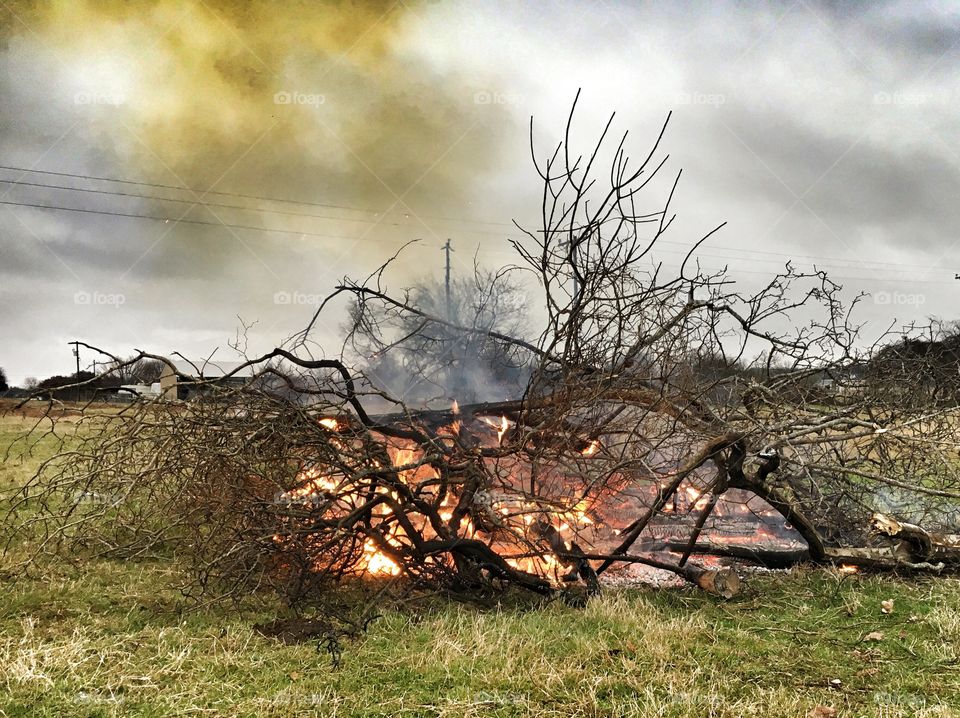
[442,239,453,321]
[562,239,578,299]
[69,341,81,403]
[442,240,459,398]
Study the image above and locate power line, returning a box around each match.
[653,262,959,284]
[0,174,518,239]
[0,163,519,231]
[0,176,411,227]
[464,243,958,284]
[5,193,953,282]
[0,197,371,242]
[627,244,958,275]
[652,242,955,273]
[3,164,956,276]
[466,237,958,274]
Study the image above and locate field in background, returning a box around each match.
[1,409,959,717]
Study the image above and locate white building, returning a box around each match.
[159,359,255,400]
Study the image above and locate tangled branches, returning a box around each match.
[5,97,960,609]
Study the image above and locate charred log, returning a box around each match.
[663,540,811,569]
[818,513,960,570]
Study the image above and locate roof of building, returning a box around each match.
[120,383,161,394]
[166,359,256,378]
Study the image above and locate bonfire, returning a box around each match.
[6,99,960,615]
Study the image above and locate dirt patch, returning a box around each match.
[0,399,115,421]
[253,618,337,645]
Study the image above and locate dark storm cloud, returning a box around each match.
[702,102,960,249]
[817,0,960,58]
[885,19,960,59]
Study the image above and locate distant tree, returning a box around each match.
[37,371,95,389]
[134,358,164,384]
[349,270,531,404]
[106,356,164,385]
[23,377,38,390]
[36,371,96,400]
[0,367,8,393]
[868,323,960,406]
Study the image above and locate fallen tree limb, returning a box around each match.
[822,547,946,572]
[662,540,811,569]
[573,552,740,598]
[870,512,960,564]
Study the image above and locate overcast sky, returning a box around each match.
[1,0,959,385]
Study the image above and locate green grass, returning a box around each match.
[1,411,959,717]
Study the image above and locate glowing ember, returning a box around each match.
[318,417,339,431]
[838,564,859,575]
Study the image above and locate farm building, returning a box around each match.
[159,359,254,400]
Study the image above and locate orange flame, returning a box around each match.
[507,553,560,575]
[685,486,710,511]
[361,540,402,575]
[479,414,511,445]
[288,466,336,498]
[572,499,594,525]
[581,440,600,457]
[450,399,462,436]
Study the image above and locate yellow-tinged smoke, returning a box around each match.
[0,0,510,260]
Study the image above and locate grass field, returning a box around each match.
[1,409,959,717]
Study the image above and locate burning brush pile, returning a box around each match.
[8,342,960,608]
[6,100,960,610]
[2,383,776,603]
